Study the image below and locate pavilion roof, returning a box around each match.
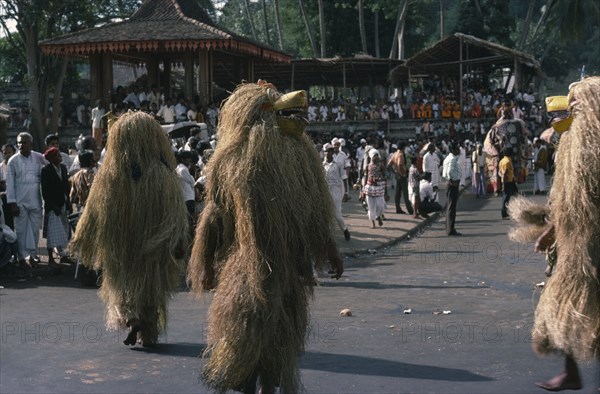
[391,33,541,83]
[240,55,404,91]
[40,0,291,63]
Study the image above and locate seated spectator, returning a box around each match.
[419,172,443,218]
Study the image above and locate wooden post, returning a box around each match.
[198,49,209,106]
[291,62,295,91]
[101,53,113,106]
[246,57,255,83]
[459,35,463,117]
[163,60,172,99]
[89,54,102,105]
[184,51,194,100]
[147,57,159,91]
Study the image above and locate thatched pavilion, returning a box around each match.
[40,0,291,106]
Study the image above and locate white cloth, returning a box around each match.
[157,105,175,123]
[176,163,196,202]
[91,107,105,129]
[6,151,45,259]
[174,103,187,120]
[366,195,386,221]
[419,180,436,202]
[323,160,346,231]
[422,151,441,188]
[458,147,469,186]
[333,150,348,180]
[534,168,546,192]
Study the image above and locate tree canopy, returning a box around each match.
[0,0,598,143]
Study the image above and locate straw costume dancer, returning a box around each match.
[188,81,343,394]
[509,77,600,391]
[70,111,188,347]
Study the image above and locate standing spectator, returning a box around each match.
[322,144,350,241]
[41,147,70,267]
[387,141,413,215]
[498,149,517,219]
[355,138,367,180]
[533,138,548,195]
[472,143,487,198]
[205,101,219,134]
[176,151,197,244]
[7,132,45,270]
[0,144,16,230]
[69,135,100,176]
[442,143,461,235]
[458,142,469,187]
[91,100,105,148]
[69,151,96,211]
[422,142,441,201]
[364,149,386,228]
[332,138,349,201]
[45,134,73,171]
[408,156,421,219]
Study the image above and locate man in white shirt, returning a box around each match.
[442,143,461,236]
[91,100,105,148]
[146,85,160,108]
[157,98,175,124]
[323,143,350,241]
[332,138,349,201]
[176,151,197,236]
[356,138,367,180]
[7,132,45,269]
[122,85,141,108]
[418,172,443,218]
[422,143,441,201]
[174,97,188,122]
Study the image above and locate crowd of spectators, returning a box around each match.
[306,86,543,126]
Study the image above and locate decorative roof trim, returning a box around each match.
[40,39,291,63]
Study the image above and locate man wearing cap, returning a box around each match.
[442,143,462,235]
[332,138,349,201]
[323,143,351,241]
[6,132,46,271]
[41,147,70,267]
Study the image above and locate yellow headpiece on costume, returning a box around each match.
[545,95,572,134]
[258,79,308,137]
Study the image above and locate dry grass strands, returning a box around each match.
[507,196,550,243]
[533,77,600,361]
[188,82,337,392]
[70,111,188,344]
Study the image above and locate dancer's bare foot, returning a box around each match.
[535,372,582,391]
[535,356,582,391]
[124,319,142,346]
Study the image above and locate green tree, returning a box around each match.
[0,0,141,149]
[0,36,26,86]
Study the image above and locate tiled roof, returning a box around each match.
[40,0,290,63]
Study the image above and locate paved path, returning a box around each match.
[1,175,598,393]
